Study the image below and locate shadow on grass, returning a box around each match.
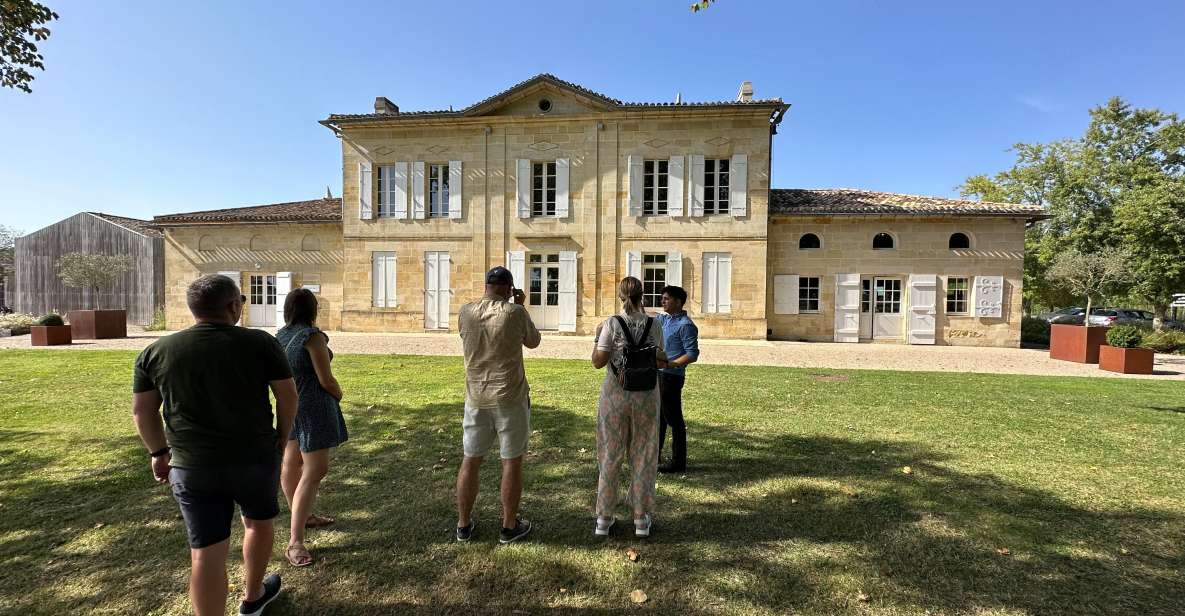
[2,399,1183,615]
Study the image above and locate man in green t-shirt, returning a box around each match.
[132,274,297,616]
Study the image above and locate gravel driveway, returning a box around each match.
[4,327,1181,380]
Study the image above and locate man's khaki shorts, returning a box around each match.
[462,398,531,460]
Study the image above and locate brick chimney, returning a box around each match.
[736,81,753,102]
[374,97,399,114]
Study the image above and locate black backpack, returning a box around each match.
[610,315,658,391]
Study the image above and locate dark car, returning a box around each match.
[1046,307,1086,324]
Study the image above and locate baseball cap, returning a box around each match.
[485,266,514,286]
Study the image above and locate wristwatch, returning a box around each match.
[149,446,170,458]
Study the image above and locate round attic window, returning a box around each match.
[538,98,552,113]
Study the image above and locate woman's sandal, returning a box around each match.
[286,545,313,568]
[304,514,335,529]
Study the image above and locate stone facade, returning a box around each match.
[162,223,344,330]
[767,216,1025,346]
[154,75,1041,348]
[334,82,777,339]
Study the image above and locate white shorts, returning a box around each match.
[462,398,531,460]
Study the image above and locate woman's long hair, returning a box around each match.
[283,287,318,327]
[618,276,644,315]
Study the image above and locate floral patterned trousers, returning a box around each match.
[596,375,660,518]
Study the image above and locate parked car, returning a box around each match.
[1087,308,1153,327]
[1045,307,1086,324]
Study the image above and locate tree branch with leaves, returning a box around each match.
[1,0,59,93]
[1046,247,1132,326]
[56,253,131,310]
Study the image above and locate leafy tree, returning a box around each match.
[56,253,131,309]
[962,98,1185,317]
[0,225,19,279]
[691,0,716,12]
[1,0,59,93]
[1113,180,1185,328]
[1046,247,1132,325]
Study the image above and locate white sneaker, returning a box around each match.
[634,514,652,537]
[594,516,615,536]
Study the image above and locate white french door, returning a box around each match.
[872,278,902,339]
[527,253,561,331]
[424,251,450,329]
[248,274,277,327]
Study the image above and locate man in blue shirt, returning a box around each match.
[656,285,699,473]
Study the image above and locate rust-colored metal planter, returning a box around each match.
[1049,324,1110,363]
[31,325,72,346]
[1098,345,1154,374]
[67,309,127,340]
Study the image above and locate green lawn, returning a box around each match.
[1,350,1183,615]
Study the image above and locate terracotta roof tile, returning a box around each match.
[770,189,1048,219]
[153,198,343,224]
[87,212,163,237]
[323,73,786,125]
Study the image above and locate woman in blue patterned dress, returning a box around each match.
[276,288,347,567]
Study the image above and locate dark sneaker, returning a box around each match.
[658,463,686,474]
[499,517,532,544]
[456,520,476,542]
[239,573,281,616]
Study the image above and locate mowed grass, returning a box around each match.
[0,350,1183,615]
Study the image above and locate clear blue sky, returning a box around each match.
[2,0,1183,233]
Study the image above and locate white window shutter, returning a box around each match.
[666,251,682,288]
[626,251,642,280]
[974,275,1004,317]
[774,274,799,315]
[628,154,643,217]
[428,251,443,326]
[506,251,526,289]
[448,161,463,220]
[386,253,397,307]
[730,154,748,217]
[833,273,861,342]
[358,162,373,220]
[412,161,426,220]
[717,253,732,313]
[393,162,409,219]
[907,274,938,345]
[702,253,717,313]
[690,154,705,217]
[275,272,292,326]
[668,155,685,217]
[439,252,451,326]
[371,254,382,307]
[555,158,570,218]
[516,159,531,218]
[558,251,577,332]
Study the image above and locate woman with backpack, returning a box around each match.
[590,276,667,537]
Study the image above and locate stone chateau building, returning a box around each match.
[154,75,1046,346]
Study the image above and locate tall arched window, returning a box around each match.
[249,235,265,251]
[198,235,215,252]
[301,234,321,252]
[798,233,821,250]
[949,232,971,249]
[872,233,895,250]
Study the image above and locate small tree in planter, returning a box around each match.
[30,312,71,346]
[1046,247,1132,363]
[56,253,132,339]
[1099,324,1155,374]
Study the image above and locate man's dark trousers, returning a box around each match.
[658,372,686,469]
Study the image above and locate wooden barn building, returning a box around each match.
[13,212,164,324]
